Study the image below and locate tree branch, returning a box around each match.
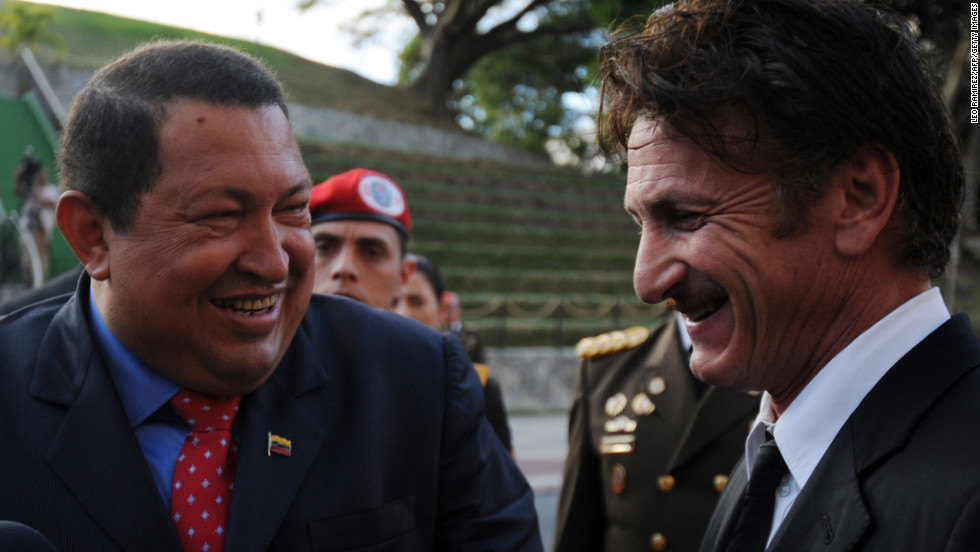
[401,0,430,33]
[440,0,505,36]
[491,0,552,33]
[476,16,594,56]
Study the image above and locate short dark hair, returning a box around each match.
[410,254,445,300]
[599,0,963,278]
[58,40,289,231]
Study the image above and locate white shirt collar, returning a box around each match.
[746,287,949,489]
[674,311,692,353]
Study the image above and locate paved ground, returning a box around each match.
[510,413,569,552]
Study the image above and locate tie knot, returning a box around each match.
[170,389,241,433]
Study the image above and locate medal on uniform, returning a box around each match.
[605,393,628,416]
[610,464,627,494]
[631,393,656,415]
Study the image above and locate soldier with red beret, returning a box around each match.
[308,168,415,309]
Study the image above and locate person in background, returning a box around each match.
[0,40,541,551]
[442,290,487,364]
[396,253,448,329]
[12,146,58,279]
[309,168,415,309]
[396,254,514,454]
[555,312,758,552]
[600,1,978,550]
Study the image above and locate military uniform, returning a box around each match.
[555,316,759,552]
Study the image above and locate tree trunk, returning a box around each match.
[408,37,458,112]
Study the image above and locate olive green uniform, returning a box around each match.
[555,317,759,551]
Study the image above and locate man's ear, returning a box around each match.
[55,191,111,281]
[437,301,450,328]
[392,256,417,308]
[831,146,900,257]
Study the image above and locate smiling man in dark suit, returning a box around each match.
[598,0,978,551]
[0,40,540,551]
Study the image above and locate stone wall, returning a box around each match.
[289,105,549,166]
[486,347,578,413]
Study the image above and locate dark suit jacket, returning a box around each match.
[0,277,542,551]
[450,328,513,453]
[555,317,759,552]
[700,314,980,552]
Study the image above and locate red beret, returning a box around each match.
[309,168,411,237]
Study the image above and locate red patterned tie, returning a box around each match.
[170,390,241,552]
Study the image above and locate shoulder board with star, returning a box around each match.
[575,326,651,359]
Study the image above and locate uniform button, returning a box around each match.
[650,532,667,550]
[656,474,675,492]
[647,376,667,395]
[713,474,729,493]
[778,481,793,497]
[610,463,628,494]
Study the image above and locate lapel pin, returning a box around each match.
[268,432,292,457]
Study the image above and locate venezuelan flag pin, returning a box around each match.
[268,432,292,457]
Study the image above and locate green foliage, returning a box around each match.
[0,1,64,54]
[414,0,658,161]
[314,0,665,163]
[451,32,594,151]
[397,33,422,85]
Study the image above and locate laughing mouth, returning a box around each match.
[685,296,728,322]
[212,294,279,316]
[667,288,729,322]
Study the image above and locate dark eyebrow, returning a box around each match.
[310,233,391,253]
[193,181,309,206]
[355,237,391,250]
[312,230,339,241]
[279,182,311,202]
[627,193,682,219]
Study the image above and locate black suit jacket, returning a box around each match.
[556,317,759,552]
[0,278,542,551]
[700,314,980,552]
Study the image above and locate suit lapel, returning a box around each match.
[845,314,978,470]
[770,315,978,551]
[33,290,180,552]
[768,423,870,552]
[224,323,330,551]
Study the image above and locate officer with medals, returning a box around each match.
[555,312,759,551]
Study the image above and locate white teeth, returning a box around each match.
[213,294,278,315]
[688,306,712,320]
[687,297,727,322]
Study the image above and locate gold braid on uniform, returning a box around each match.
[574,326,651,359]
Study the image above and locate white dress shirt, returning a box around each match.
[744,287,950,547]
